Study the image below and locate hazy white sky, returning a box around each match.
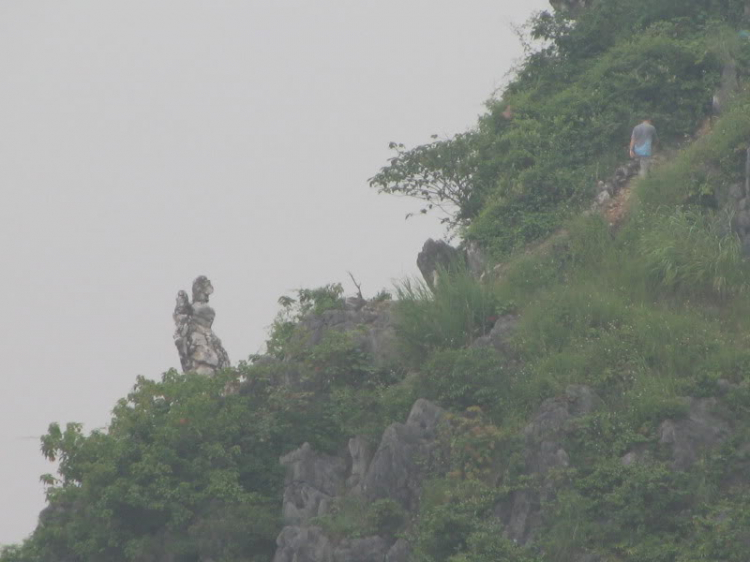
[0,0,549,545]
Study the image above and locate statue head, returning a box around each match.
[192,276,214,303]
[175,290,190,307]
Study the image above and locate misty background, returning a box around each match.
[0,0,548,545]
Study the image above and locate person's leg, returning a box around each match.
[639,156,651,177]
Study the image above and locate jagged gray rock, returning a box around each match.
[273,526,332,562]
[361,399,446,511]
[416,238,466,290]
[273,400,444,562]
[332,536,389,562]
[497,385,603,545]
[385,539,411,562]
[712,59,739,114]
[658,397,730,471]
[292,300,399,371]
[273,528,390,562]
[471,314,519,353]
[173,276,230,376]
[347,436,374,493]
[464,240,488,280]
[726,179,750,256]
[592,160,640,213]
[280,443,347,526]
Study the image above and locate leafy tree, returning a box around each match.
[15,370,288,562]
[369,133,485,229]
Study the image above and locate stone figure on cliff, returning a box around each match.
[173,275,230,375]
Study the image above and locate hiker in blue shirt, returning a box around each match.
[630,119,658,177]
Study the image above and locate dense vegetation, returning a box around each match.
[371,0,749,255]
[6,1,750,561]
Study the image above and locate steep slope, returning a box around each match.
[6,1,750,562]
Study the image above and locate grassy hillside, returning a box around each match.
[6,1,750,561]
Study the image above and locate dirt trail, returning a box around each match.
[603,176,635,227]
[490,120,712,278]
[602,117,712,229]
[600,149,679,228]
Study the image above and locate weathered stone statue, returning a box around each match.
[173,276,230,375]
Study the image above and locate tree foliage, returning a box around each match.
[10,370,289,562]
[369,133,483,229]
[9,2,750,562]
[370,1,741,252]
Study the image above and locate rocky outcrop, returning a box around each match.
[416,239,466,290]
[658,397,730,471]
[280,443,347,525]
[464,241,488,280]
[273,528,390,562]
[593,160,640,211]
[361,398,445,510]
[273,526,332,562]
[273,399,445,562]
[347,436,374,493]
[416,238,489,289]
[332,537,390,562]
[173,276,230,376]
[384,539,411,562]
[496,385,603,545]
[296,300,399,369]
[725,176,750,256]
[274,377,740,559]
[712,60,740,115]
[471,314,519,353]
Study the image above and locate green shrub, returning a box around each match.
[22,370,287,562]
[569,460,691,556]
[682,489,750,561]
[266,283,345,357]
[412,479,540,562]
[421,348,510,417]
[326,376,418,441]
[313,497,406,540]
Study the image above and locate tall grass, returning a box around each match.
[393,265,500,363]
[640,209,750,297]
[637,89,750,209]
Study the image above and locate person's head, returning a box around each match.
[643,118,652,124]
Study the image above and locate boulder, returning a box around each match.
[658,397,730,471]
[347,436,374,493]
[361,399,446,511]
[497,385,603,545]
[385,539,411,562]
[273,526,333,562]
[712,60,740,114]
[272,401,443,562]
[596,191,611,206]
[293,301,399,370]
[416,239,466,290]
[333,536,389,562]
[280,443,347,525]
[273,528,390,562]
[472,314,519,353]
[464,240,488,280]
